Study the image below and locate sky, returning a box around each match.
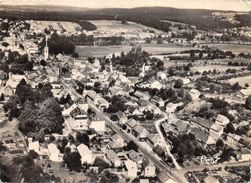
[1,0,251,11]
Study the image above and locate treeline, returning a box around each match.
[48,32,75,55]
[0,11,97,31]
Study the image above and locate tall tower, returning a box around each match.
[110,60,113,73]
[44,36,49,60]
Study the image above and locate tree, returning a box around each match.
[63,151,82,172]
[76,132,89,146]
[100,170,119,183]
[0,93,4,101]
[127,141,138,152]
[245,96,251,110]
[216,139,224,150]
[174,79,183,89]
[190,51,196,61]
[224,123,235,134]
[40,59,47,67]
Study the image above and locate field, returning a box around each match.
[191,65,244,73]
[207,44,251,55]
[89,20,151,33]
[31,21,82,33]
[76,44,197,58]
[228,75,251,87]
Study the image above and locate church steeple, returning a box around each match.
[44,35,49,60]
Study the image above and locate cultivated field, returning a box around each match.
[76,44,197,58]
[228,75,251,87]
[89,20,153,33]
[31,21,82,33]
[191,65,244,72]
[207,44,251,55]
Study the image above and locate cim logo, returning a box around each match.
[197,155,220,165]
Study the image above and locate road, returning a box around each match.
[61,80,188,183]
[176,160,251,173]
[155,116,182,170]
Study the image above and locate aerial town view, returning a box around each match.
[0,0,251,182]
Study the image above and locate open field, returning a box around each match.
[90,20,151,32]
[207,44,251,55]
[191,65,245,72]
[228,75,251,87]
[31,21,82,33]
[76,44,197,58]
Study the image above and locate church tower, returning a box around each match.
[44,36,49,60]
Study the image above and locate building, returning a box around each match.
[132,125,149,141]
[108,134,125,150]
[89,120,106,133]
[125,160,138,178]
[128,150,143,164]
[48,143,63,162]
[237,148,251,161]
[157,171,175,183]
[28,141,40,154]
[144,164,156,177]
[77,144,95,165]
[105,149,122,167]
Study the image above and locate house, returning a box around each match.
[215,114,230,126]
[2,85,14,97]
[48,143,63,162]
[166,102,183,113]
[96,97,109,109]
[89,120,106,133]
[78,103,89,113]
[239,137,251,149]
[77,144,95,165]
[71,114,89,130]
[151,96,165,107]
[132,125,149,141]
[189,127,216,145]
[62,103,78,117]
[125,160,138,178]
[175,120,190,134]
[140,179,149,183]
[128,150,143,164]
[147,134,163,148]
[133,91,151,101]
[144,164,156,177]
[204,175,220,183]
[157,171,175,183]
[226,133,241,148]
[105,149,122,167]
[115,111,128,124]
[28,141,40,154]
[126,119,139,131]
[189,89,200,101]
[190,117,214,130]
[237,148,251,161]
[51,81,61,89]
[108,134,125,150]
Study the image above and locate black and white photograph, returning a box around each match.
[0,0,251,182]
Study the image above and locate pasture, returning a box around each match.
[76,44,197,58]
[207,44,251,55]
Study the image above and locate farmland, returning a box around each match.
[30,21,82,33]
[207,44,251,55]
[76,44,197,58]
[228,74,251,87]
[191,65,245,73]
[89,20,153,33]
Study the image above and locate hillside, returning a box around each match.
[0,6,250,32]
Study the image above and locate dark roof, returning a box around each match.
[191,117,214,129]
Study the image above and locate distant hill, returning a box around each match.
[0,6,250,32]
